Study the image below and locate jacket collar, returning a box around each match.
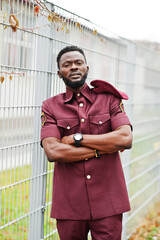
[64,83,93,103]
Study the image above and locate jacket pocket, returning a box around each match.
[89,113,111,134]
[57,118,79,136]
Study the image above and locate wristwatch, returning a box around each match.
[73,133,83,147]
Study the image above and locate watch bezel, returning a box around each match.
[73,133,83,147]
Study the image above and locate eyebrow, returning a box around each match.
[62,59,85,65]
[64,59,84,63]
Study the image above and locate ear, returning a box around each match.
[58,70,62,78]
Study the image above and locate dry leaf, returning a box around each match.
[34,6,40,16]
[48,15,52,22]
[76,22,80,28]
[93,29,97,35]
[9,14,19,32]
[0,76,5,83]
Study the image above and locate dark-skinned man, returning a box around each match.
[41,45,132,240]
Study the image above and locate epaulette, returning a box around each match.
[90,79,128,100]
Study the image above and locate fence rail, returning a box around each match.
[0,0,160,239]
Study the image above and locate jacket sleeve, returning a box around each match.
[40,100,61,147]
[110,95,132,131]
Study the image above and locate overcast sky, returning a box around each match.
[48,0,160,42]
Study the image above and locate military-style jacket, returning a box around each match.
[41,81,132,220]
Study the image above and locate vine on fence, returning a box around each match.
[0,0,105,83]
[0,0,100,35]
[0,71,25,83]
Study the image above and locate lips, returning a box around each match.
[69,72,82,78]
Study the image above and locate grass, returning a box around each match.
[0,166,30,239]
[129,202,160,240]
[125,133,160,238]
[0,164,59,240]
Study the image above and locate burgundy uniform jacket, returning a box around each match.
[41,83,132,220]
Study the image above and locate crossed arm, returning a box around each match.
[42,125,132,163]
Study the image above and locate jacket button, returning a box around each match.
[81,118,85,123]
[87,175,91,179]
[99,121,102,125]
[79,103,83,107]
[77,93,80,96]
[67,126,71,130]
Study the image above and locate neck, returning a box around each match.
[66,83,86,93]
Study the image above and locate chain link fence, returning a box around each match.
[0,0,160,239]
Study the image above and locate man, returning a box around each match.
[41,45,132,240]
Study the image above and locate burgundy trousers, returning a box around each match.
[56,214,122,240]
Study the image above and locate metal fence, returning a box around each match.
[0,0,160,239]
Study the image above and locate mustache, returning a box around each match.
[69,72,82,77]
[61,72,88,89]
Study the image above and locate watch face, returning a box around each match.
[75,133,82,140]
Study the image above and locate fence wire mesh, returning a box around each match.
[0,0,160,239]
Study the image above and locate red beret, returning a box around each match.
[90,80,128,100]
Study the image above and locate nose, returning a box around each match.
[71,63,78,70]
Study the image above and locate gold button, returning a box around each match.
[87,175,91,180]
[79,103,83,107]
[81,118,85,123]
[67,126,70,130]
[99,121,102,125]
[77,93,80,96]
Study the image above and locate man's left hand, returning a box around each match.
[61,135,74,145]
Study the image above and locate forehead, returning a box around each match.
[59,51,85,64]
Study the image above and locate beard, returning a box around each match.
[61,72,88,90]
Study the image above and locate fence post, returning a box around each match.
[122,40,135,240]
[28,3,54,239]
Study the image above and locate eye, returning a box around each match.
[63,63,70,67]
[77,61,83,65]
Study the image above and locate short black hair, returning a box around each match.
[57,45,87,69]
